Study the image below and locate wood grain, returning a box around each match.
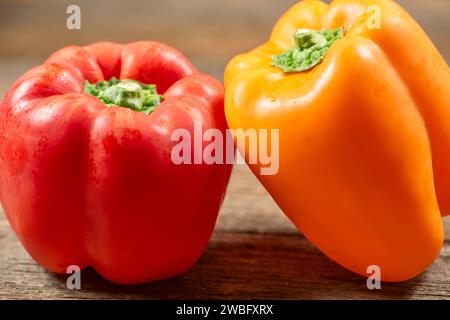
[0,0,449,300]
[1,166,450,300]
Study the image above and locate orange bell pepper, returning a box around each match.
[225,0,450,282]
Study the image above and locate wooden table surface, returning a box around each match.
[0,0,449,300]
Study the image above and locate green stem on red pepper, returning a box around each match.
[84,77,164,115]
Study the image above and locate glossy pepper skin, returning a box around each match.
[225,0,450,282]
[0,41,230,284]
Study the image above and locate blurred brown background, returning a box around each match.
[0,0,449,299]
[0,0,449,95]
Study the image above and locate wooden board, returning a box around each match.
[0,0,449,300]
[1,165,450,300]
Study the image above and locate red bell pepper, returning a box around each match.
[0,41,230,284]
